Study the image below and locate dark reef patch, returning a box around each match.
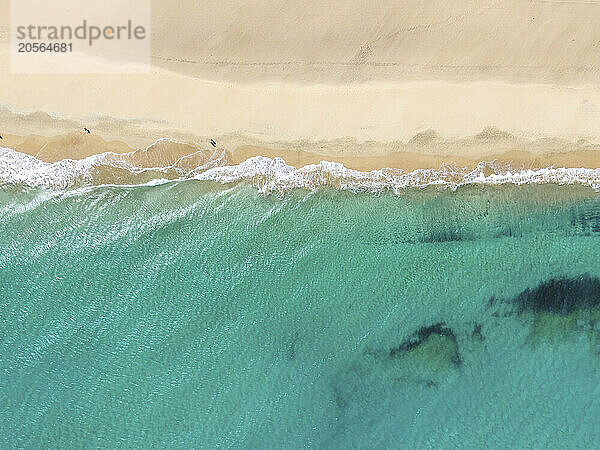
[390,323,462,368]
[329,322,471,419]
[513,275,600,315]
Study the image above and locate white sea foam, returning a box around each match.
[194,156,600,194]
[0,146,104,188]
[2,146,600,193]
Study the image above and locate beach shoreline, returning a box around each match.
[2,106,600,173]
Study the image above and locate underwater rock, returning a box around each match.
[390,323,462,369]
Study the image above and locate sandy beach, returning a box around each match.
[2,0,600,171]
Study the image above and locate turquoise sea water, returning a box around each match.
[1,181,600,448]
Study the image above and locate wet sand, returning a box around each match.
[2,120,600,173]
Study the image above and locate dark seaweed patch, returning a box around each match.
[362,228,470,246]
[418,228,468,243]
[332,386,347,410]
[390,323,462,367]
[495,225,523,239]
[570,201,600,235]
[395,375,438,389]
[286,331,300,360]
[514,275,600,315]
[471,323,484,342]
[390,323,457,354]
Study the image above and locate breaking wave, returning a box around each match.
[1,143,600,194]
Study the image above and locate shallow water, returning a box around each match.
[1,182,600,447]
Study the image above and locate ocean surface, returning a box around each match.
[2,155,600,447]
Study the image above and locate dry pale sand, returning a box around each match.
[2,0,600,170]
